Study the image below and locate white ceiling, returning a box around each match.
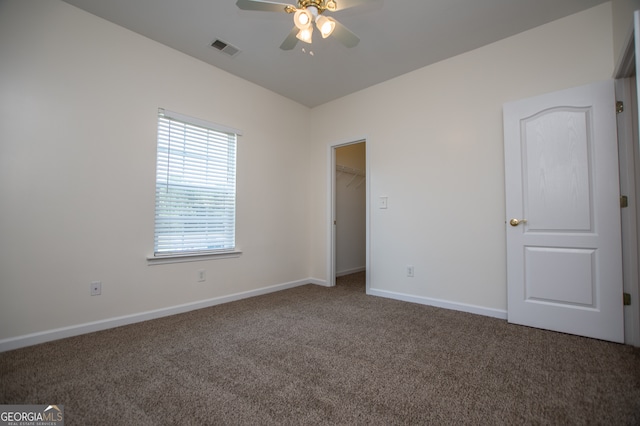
[61,0,609,108]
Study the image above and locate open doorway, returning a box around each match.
[330,140,368,292]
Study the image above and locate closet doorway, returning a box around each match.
[330,140,369,291]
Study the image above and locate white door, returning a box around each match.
[503,80,624,343]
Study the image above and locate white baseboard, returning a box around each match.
[367,288,507,320]
[0,278,311,352]
[1,280,507,352]
[308,277,330,287]
[336,266,366,277]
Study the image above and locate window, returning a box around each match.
[153,109,239,258]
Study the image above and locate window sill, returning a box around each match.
[147,250,242,265]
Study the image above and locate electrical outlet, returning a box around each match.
[90,281,102,296]
[406,265,414,277]
[197,270,206,282]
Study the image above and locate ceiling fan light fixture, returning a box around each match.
[315,15,335,38]
[296,27,313,44]
[294,9,313,30]
[325,0,337,12]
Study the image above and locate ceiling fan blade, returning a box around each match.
[236,0,293,13]
[280,27,299,50]
[331,19,360,48]
[332,0,373,11]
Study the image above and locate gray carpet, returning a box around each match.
[2,272,640,425]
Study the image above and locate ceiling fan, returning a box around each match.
[236,0,369,50]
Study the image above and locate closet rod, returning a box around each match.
[336,164,365,177]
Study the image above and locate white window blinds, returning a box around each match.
[154,109,237,256]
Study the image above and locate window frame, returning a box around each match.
[148,108,242,265]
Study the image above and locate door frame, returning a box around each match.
[327,137,370,291]
[614,12,640,347]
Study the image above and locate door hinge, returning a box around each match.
[616,101,624,114]
[620,195,628,208]
[624,292,631,306]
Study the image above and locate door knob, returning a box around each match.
[509,218,527,226]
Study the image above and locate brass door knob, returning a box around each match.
[509,218,527,226]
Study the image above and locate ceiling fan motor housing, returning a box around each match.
[297,0,329,13]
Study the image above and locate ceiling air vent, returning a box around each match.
[210,39,240,57]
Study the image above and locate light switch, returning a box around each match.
[379,196,388,209]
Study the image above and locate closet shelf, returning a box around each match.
[336,164,365,188]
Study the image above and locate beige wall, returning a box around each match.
[612,0,640,67]
[308,3,614,314]
[0,0,310,342]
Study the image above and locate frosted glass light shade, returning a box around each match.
[294,9,313,30]
[315,15,335,38]
[296,27,313,43]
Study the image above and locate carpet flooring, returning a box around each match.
[2,272,640,425]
